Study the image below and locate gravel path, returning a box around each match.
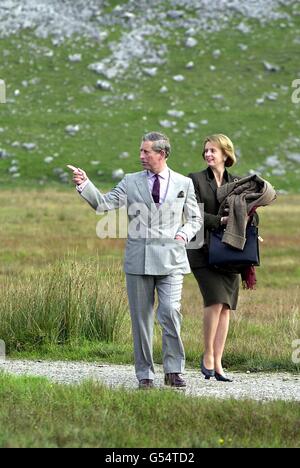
[1,360,299,402]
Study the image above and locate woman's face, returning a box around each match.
[204,141,225,169]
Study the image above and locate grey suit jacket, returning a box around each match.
[80,169,202,275]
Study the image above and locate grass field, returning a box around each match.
[0,373,299,448]
[0,189,299,373]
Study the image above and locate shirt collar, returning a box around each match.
[147,166,169,180]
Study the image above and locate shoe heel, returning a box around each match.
[201,357,215,379]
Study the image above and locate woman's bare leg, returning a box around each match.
[203,303,223,370]
[213,305,230,375]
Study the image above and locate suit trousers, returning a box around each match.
[126,273,185,381]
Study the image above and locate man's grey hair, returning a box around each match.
[142,132,171,159]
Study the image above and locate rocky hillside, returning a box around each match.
[0,0,299,192]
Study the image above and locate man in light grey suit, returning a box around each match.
[69,132,202,388]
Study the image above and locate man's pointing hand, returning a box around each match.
[67,165,88,186]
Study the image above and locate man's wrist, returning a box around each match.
[76,179,89,193]
[175,233,187,243]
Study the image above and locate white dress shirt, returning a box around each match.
[146,167,170,205]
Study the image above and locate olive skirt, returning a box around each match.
[192,267,240,311]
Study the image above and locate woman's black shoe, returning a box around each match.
[201,359,215,380]
[215,372,233,382]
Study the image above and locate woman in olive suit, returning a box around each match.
[187,134,239,382]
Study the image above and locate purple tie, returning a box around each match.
[152,174,160,204]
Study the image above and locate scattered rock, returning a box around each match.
[81,85,94,94]
[8,165,19,174]
[167,110,185,118]
[0,149,9,158]
[88,62,118,80]
[44,156,54,164]
[53,168,63,176]
[143,67,157,77]
[173,75,185,82]
[185,28,197,37]
[263,61,280,72]
[96,80,112,91]
[159,120,175,128]
[212,94,224,100]
[124,93,135,101]
[287,153,300,164]
[236,22,251,34]
[65,125,80,136]
[187,122,198,130]
[22,143,36,150]
[44,49,54,58]
[185,37,198,48]
[53,168,69,183]
[160,86,168,93]
[122,12,135,21]
[272,168,286,176]
[112,169,125,180]
[167,11,184,20]
[59,172,69,183]
[186,61,194,69]
[68,54,82,63]
[267,92,278,101]
[88,62,106,75]
[119,152,129,160]
[212,49,221,58]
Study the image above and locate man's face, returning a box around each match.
[140,140,166,173]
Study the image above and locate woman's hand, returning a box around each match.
[220,216,229,225]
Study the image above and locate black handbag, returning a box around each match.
[208,225,260,273]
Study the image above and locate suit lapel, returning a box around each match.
[135,171,153,210]
[161,169,177,206]
[205,169,217,195]
[205,167,230,194]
